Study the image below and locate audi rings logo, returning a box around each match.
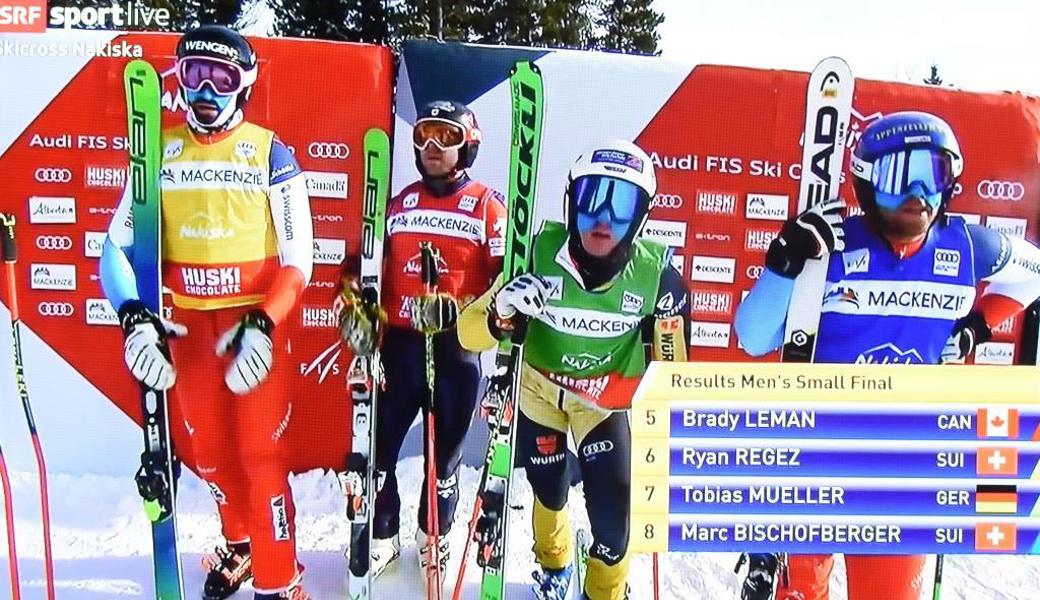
[38,302,74,317]
[746,265,765,279]
[308,142,350,160]
[977,180,1025,201]
[651,194,684,209]
[34,168,73,184]
[36,235,73,250]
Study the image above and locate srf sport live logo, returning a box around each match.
[0,0,170,32]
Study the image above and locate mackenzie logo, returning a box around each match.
[85,298,119,326]
[30,263,76,291]
[745,193,789,221]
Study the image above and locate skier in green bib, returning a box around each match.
[458,140,690,600]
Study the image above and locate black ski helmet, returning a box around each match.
[413,100,482,176]
[175,25,258,131]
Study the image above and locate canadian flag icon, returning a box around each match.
[977,408,1019,439]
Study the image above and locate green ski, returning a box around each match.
[124,58,184,600]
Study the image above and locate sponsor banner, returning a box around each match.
[976,180,1025,201]
[986,216,1028,239]
[304,171,349,199]
[35,234,73,251]
[690,321,731,348]
[307,142,350,160]
[301,306,338,328]
[692,290,733,317]
[84,231,106,258]
[84,165,127,189]
[975,342,1015,366]
[694,231,732,243]
[690,255,736,283]
[745,193,789,221]
[159,162,266,192]
[821,280,976,320]
[534,305,643,339]
[28,196,76,224]
[696,191,736,215]
[744,229,777,252]
[85,298,119,326]
[642,219,687,247]
[34,167,73,184]
[651,193,684,210]
[745,264,765,280]
[30,263,76,290]
[38,301,75,317]
[313,238,347,265]
[387,208,484,241]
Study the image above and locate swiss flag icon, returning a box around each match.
[977,408,1020,439]
[976,447,1019,476]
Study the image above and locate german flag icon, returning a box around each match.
[976,485,1018,514]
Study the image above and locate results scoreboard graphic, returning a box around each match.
[630,362,1040,555]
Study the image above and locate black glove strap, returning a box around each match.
[117,299,162,337]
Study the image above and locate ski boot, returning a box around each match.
[532,564,573,600]
[253,574,311,600]
[735,552,788,600]
[416,528,451,593]
[202,542,253,600]
[371,534,401,579]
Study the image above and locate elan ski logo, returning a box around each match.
[270,495,291,541]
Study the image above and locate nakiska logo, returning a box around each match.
[313,238,347,265]
[692,291,732,316]
[745,194,789,221]
[184,39,238,60]
[697,191,736,214]
[855,343,923,365]
[561,352,612,371]
[0,0,45,32]
[29,196,75,224]
[30,263,76,290]
[49,3,171,29]
[180,213,234,240]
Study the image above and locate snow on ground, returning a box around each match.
[0,458,1037,599]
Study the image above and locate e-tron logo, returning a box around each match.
[977,180,1025,201]
[651,194,683,209]
[38,302,74,317]
[36,235,73,251]
[34,168,73,184]
[308,142,350,160]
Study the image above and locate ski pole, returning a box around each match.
[1,214,56,600]
[0,442,20,600]
[652,552,660,600]
[932,554,944,600]
[421,241,443,599]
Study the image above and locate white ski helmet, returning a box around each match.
[565,139,656,240]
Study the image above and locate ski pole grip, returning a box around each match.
[0,214,15,263]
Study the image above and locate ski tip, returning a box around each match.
[124,58,157,79]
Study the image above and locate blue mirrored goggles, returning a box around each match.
[870,147,955,211]
[571,175,646,222]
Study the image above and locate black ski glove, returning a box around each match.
[941,310,993,363]
[766,198,846,278]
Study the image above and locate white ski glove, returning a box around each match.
[493,273,551,320]
[119,300,186,392]
[216,310,275,395]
